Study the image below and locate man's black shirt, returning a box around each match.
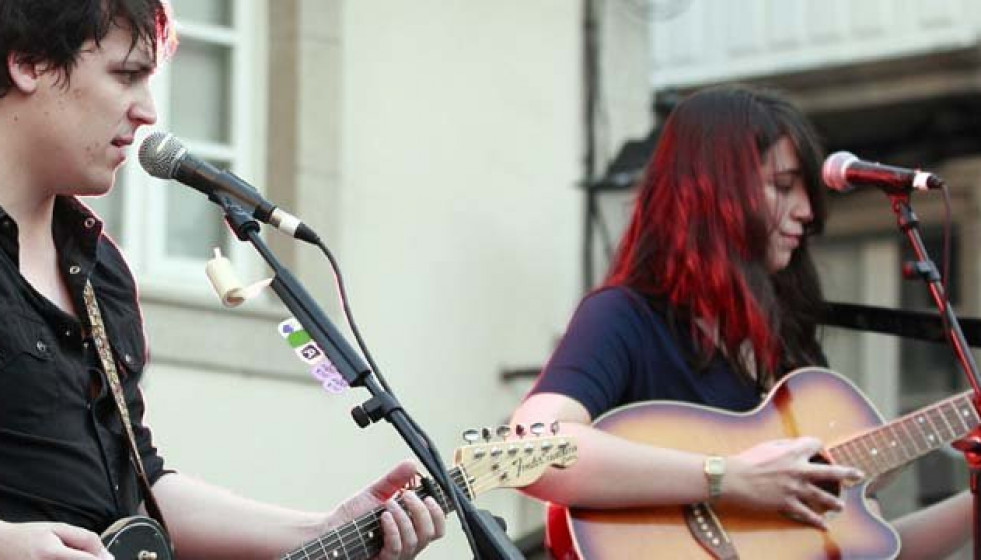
[0,197,168,533]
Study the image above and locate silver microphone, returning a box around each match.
[139,132,318,244]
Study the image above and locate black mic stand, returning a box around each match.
[889,195,981,559]
[214,194,524,560]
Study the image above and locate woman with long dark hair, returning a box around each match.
[512,85,969,558]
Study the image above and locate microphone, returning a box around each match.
[139,132,319,244]
[822,151,945,194]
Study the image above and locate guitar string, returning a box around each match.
[300,468,513,560]
[287,442,576,560]
[288,439,576,560]
[286,467,516,560]
[829,392,977,478]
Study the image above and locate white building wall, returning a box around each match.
[652,0,981,88]
[143,2,592,558]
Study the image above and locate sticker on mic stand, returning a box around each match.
[278,317,348,394]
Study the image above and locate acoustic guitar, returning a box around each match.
[547,366,979,559]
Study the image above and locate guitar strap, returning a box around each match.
[82,280,169,535]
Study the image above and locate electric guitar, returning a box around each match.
[547,366,979,559]
[101,515,173,560]
[102,432,578,559]
[282,431,578,560]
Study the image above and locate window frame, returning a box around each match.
[113,0,268,299]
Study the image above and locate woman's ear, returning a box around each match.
[7,53,41,94]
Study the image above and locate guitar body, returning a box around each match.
[548,367,902,559]
[102,516,174,560]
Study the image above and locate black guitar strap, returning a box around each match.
[82,280,170,536]
[823,301,981,348]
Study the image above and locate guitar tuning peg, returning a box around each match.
[515,424,527,438]
[550,420,560,435]
[481,427,493,442]
[495,425,512,440]
[530,422,545,436]
[462,429,481,444]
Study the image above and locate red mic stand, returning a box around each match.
[889,194,981,559]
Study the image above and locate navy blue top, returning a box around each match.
[530,287,764,419]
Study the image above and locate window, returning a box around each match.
[84,0,267,293]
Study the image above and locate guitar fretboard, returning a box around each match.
[828,391,980,479]
[281,467,466,560]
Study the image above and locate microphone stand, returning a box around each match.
[214,194,524,560]
[889,194,981,559]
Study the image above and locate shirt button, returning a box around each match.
[84,217,97,229]
[35,340,47,353]
[124,354,134,365]
[68,265,81,275]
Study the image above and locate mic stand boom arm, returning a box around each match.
[215,194,523,560]
[890,196,981,560]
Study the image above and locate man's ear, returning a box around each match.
[7,53,41,94]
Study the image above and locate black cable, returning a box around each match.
[312,238,482,557]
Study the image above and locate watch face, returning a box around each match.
[706,457,725,475]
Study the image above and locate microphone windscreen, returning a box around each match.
[821,151,858,192]
[138,132,186,179]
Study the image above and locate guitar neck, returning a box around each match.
[829,391,979,478]
[281,467,469,560]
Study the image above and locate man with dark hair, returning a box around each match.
[0,1,444,558]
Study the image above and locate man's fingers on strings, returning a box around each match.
[425,496,446,538]
[401,491,434,535]
[370,460,419,502]
[377,510,403,560]
[387,498,419,555]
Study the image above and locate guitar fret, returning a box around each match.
[915,413,939,451]
[825,391,981,484]
[934,405,958,440]
[869,427,900,470]
[898,418,924,456]
[352,518,369,560]
[828,446,848,468]
[909,414,932,454]
[923,407,947,443]
[317,530,331,560]
[885,423,914,464]
[840,440,873,474]
[857,434,887,474]
[951,398,973,432]
[846,440,871,473]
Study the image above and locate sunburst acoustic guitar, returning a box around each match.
[547,366,979,559]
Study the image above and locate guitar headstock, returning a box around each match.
[453,422,578,496]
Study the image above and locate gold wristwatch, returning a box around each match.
[703,455,725,502]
